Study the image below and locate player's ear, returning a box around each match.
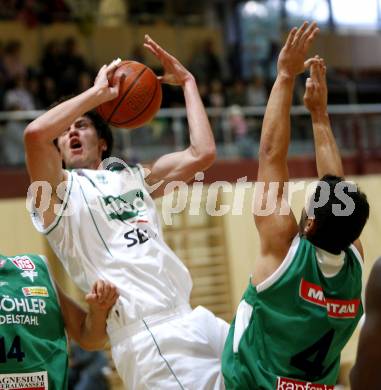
[304,218,316,235]
[99,138,107,151]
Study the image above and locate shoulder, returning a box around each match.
[128,163,145,177]
[31,254,50,271]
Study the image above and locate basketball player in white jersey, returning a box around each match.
[24,35,228,389]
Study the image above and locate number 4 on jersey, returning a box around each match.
[0,336,25,363]
[290,329,335,380]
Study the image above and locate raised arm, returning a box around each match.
[303,58,364,256]
[253,22,319,281]
[303,57,343,177]
[350,258,381,389]
[58,280,119,351]
[142,35,216,198]
[24,61,121,228]
[24,60,121,187]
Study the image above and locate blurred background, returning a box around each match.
[0,0,381,389]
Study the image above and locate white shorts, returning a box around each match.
[108,305,229,390]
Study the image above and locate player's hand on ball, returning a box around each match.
[143,34,194,87]
[86,280,119,312]
[93,59,123,103]
[303,56,328,114]
[277,21,319,78]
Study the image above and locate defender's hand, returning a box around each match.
[85,280,119,313]
[144,34,194,87]
[303,56,328,114]
[277,21,319,78]
[93,59,123,103]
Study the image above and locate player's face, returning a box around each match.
[57,116,106,169]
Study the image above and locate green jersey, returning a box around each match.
[0,253,68,389]
[222,235,363,389]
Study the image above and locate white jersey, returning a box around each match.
[32,166,193,324]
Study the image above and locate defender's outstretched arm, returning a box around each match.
[253,22,319,281]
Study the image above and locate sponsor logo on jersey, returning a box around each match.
[0,314,39,326]
[0,260,6,268]
[299,278,360,319]
[99,189,148,223]
[10,256,35,271]
[22,287,49,297]
[0,296,47,314]
[0,370,48,389]
[9,256,38,282]
[277,377,334,390]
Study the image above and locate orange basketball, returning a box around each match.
[97,60,162,129]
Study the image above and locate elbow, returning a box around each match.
[258,142,281,163]
[204,148,217,168]
[199,147,217,170]
[24,123,45,145]
[258,145,272,162]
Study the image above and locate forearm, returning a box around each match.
[310,110,344,178]
[258,74,294,182]
[261,74,294,158]
[25,86,104,143]
[183,78,216,162]
[79,308,109,350]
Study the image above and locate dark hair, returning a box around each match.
[307,174,370,254]
[83,110,113,159]
[51,95,114,160]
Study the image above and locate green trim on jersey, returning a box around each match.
[132,164,145,185]
[78,182,114,258]
[222,236,363,389]
[0,253,68,389]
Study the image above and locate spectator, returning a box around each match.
[78,70,93,93]
[27,72,44,109]
[2,118,26,166]
[209,79,226,142]
[69,341,110,390]
[60,37,87,95]
[228,104,253,158]
[39,75,58,108]
[202,39,222,81]
[41,40,63,82]
[198,81,210,106]
[2,74,36,166]
[226,79,247,107]
[4,75,36,111]
[246,75,267,106]
[188,39,222,83]
[209,79,226,108]
[2,40,26,83]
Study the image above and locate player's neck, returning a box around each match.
[66,158,102,171]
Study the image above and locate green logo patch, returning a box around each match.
[100,189,147,222]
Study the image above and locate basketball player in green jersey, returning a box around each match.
[222,22,370,389]
[350,256,381,389]
[0,252,118,389]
